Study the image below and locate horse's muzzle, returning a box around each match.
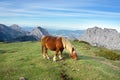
[70,53,78,60]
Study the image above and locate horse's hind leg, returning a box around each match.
[43,47,50,60]
[45,51,50,60]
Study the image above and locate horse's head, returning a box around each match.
[69,47,78,60]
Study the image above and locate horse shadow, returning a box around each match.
[0,50,17,54]
[0,50,7,54]
[78,55,104,61]
[62,52,103,61]
[62,52,77,60]
[47,52,71,61]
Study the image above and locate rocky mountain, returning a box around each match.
[0,24,27,42]
[10,24,23,31]
[80,27,120,50]
[10,24,29,35]
[30,27,49,40]
[0,24,49,42]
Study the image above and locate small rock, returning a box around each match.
[19,77,25,80]
[72,68,75,71]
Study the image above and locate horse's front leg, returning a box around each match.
[59,49,64,60]
[53,50,59,61]
[42,47,46,59]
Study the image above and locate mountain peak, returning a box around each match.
[30,27,49,40]
[36,26,43,29]
[0,24,8,29]
[10,24,22,30]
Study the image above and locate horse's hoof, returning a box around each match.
[19,77,25,80]
[43,55,46,59]
[53,60,57,62]
[53,59,57,62]
[59,57,63,60]
[47,57,50,60]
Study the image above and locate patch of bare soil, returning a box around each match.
[60,70,73,80]
[59,60,73,80]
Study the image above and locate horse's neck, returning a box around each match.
[62,37,73,53]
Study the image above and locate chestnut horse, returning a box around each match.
[41,35,78,61]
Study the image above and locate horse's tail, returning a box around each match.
[41,35,45,54]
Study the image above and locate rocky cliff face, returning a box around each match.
[80,27,120,50]
[30,27,49,40]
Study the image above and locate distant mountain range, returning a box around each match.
[1,23,120,50]
[0,24,49,42]
[23,26,120,50]
[0,24,84,42]
[23,27,85,39]
[48,29,84,39]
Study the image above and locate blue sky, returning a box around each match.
[0,0,120,31]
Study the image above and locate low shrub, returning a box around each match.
[73,39,79,42]
[79,40,90,45]
[95,49,120,60]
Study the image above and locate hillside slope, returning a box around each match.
[0,41,120,80]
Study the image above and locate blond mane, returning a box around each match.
[61,37,73,53]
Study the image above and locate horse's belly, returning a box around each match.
[50,48,56,51]
[46,44,56,51]
[49,47,56,51]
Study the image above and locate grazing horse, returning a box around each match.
[41,35,78,61]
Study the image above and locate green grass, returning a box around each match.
[0,41,120,80]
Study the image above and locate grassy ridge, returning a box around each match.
[0,41,120,80]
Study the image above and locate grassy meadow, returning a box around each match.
[0,41,120,80]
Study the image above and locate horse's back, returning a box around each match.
[41,36,57,43]
[41,36,63,51]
